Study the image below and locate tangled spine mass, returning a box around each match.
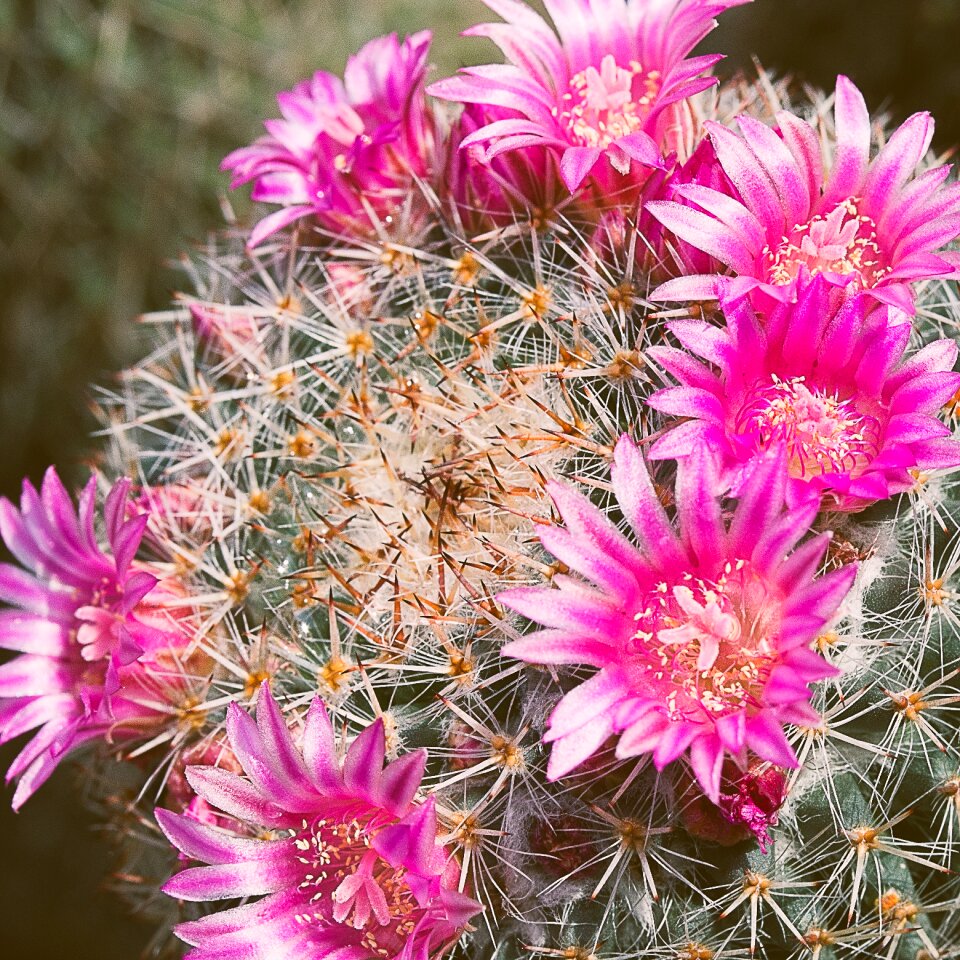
[3,2,960,959]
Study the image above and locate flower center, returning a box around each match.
[627,568,778,719]
[73,576,135,664]
[291,816,418,952]
[557,55,660,149]
[763,198,889,289]
[738,375,881,479]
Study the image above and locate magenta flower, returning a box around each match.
[647,76,960,313]
[590,136,734,277]
[498,436,854,801]
[429,0,749,196]
[223,32,435,248]
[0,468,193,808]
[647,278,960,511]
[157,686,482,960]
[447,104,567,230]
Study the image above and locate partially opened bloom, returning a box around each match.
[223,32,435,247]
[498,436,855,801]
[165,737,243,841]
[157,686,482,960]
[447,104,567,231]
[187,301,269,367]
[648,76,960,313]
[590,136,733,278]
[0,469,195,808]
[647,278,960,510]
[429,0,749,197]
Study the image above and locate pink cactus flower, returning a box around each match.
[647,76,960,314]
[223,32,435,248]
[0,469,195,808]
[447,104,568,231]
[647,278,960,511]
[157,686,482,960]
[498,436,855,802]
[429,0,750,197]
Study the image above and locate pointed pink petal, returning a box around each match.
[611,435,686,567]
[501,629,616,667]
[823,76,871,206]
[378,749,427,817]
[162,857,300,902]
[498,585,629,639]
[645,200,756,273]
[745,711,799,767]
[546,713,614,781]
[343,719,386,800]
[302,696,344,795]
[155,808,282,866]
[689,734,724,802]
[545,668,628,742]
[560,146,603,191]
[183,766,274,826]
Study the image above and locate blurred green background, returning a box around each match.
[1,1,959,956]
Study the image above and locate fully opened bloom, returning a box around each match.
[648,76,960,313]
[498,437,855,801]
[429,0,750,196]
[0,469,194,808]
[223,32,435,247]
[647,278,960,510]
[157,686,481,960]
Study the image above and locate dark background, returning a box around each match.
[1,1,959,956]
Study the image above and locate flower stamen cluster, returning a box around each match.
[630,571,777,720]
[559,58,660,153]
[737,375,882,479]
[763,199,890,290]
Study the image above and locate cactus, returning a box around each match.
[3,2,960,959]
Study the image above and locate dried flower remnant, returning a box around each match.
[678,760,785,851]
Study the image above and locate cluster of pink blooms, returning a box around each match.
[3,0,960,956]
[222,31,436,248]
